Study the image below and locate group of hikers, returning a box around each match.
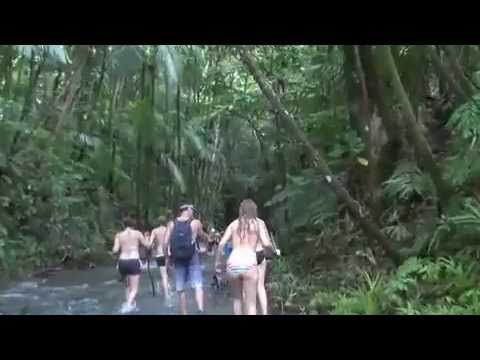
[111,199,280,315]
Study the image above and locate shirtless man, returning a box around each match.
[207,228,220,256]
[215,199,273,315]
[165,204,207,315]
[112,216,151,313]
[149,216,170,305]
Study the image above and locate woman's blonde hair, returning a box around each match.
[237,199,258,238]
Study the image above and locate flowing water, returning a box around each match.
[0,255,233,315]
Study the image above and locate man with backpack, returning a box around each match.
[165,204,206,315]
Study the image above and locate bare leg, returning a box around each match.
[124,277,129,304]
[178,291,187,315]
[243,268,258,315]
[127,275,140,307]
[242,288,246,314]
[230,277,243,315]
[194,287,204,312]
[159,266,169,303]
[257,260,268,315]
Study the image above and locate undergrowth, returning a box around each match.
[272,255,480,315]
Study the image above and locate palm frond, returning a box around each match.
[166,156,187,194]
[448,93,480,145]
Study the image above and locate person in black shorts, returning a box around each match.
[112,217,151,313]
[150,216,170,305]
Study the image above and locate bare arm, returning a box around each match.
[258,220,273,250]
[149,230,156,248]
[270,231,281,256]
[139,231,151,248]
[215,222,234,272]
[192,219,207,241]
[164,221,174,256]
[112,234,120,254]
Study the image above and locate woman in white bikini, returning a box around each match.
[215,199,273,315]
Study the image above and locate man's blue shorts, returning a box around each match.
[174,252,203,292]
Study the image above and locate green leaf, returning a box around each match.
[166,157,187,194]
[0,196,10,207]
[0,152,6,168]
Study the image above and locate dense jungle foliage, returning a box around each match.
[2,45,480,314]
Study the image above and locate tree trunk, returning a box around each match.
[107,78,121,195]
[142,57,157,227]
[377,45,452,213]
[353,45,385,219]
[55,45,91,134]
[343,45,367,143]
[176,82,181,170]
[360,45,405,177]
[10,50,46,155]
[237,45,402,265]
[20,50,46,122]
[136,65,147,227]
[426,45,468,103]
[1,45,14,98]
[440,45,474,98]
[13,55,25,102]
[52,69,63,98]
[86,46,108,125]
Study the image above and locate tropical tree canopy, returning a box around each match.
[2,44,480,314]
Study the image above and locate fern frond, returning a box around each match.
[383,161,434,201]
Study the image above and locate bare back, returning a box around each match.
[231,219,260,252]
[114,228,148,260]
[217,217,272,261]
[151,226,167,257]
